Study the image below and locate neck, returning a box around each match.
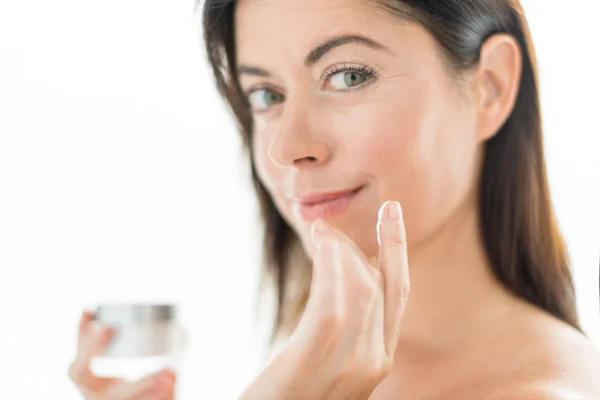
[393,197,518,353]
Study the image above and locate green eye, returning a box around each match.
[330,71,369,89]
[248,88,285,111]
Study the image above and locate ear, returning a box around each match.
[473,33,523,142]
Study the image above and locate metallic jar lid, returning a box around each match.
[94,304,176,325]
[93,304,180,358]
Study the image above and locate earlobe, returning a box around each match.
[475,33,523,141]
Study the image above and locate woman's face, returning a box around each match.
[235,0,483,259]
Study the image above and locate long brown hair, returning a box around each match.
[200,0,581,344]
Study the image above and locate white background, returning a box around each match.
[0,1,598,399]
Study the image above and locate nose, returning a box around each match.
[268,98,331,169]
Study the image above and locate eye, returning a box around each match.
[329,71,369,89]
[322,63,378,91]
[247,88,285,111]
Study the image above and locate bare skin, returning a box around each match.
[234,0,600,398]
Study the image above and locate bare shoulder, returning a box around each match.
[486,385,596,400]
[485,302,600,399]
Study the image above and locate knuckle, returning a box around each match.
[401,282,411,301]
[389,224,406,245]
[317,309,344,332]
[334,363,355,385]
[333,356,391,389]
[372,270,384,289]
[362,360,390,384]
[361,281,380,303]
[392,279,411,304]
[379,358,394,375]
[356,367,379,388]
[353,274,380,301]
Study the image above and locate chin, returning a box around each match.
[299,218,380,262]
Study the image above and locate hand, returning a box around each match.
[240,200,410,400]
[68,311,176,400]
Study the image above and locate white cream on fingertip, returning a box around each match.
[378,201,390,224]
[377,201,391,246]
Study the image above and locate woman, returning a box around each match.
[69,0,600,399]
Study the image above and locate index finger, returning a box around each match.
[377,201,410,357]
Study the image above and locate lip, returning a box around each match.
[294,187,362,204]
[293,185,364,222]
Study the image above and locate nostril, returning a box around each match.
[294,156,318,165]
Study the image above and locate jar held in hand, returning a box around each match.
[89,303,185,382]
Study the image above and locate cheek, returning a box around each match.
[252,132,271,189]
[337,80,479,244]
[253,131,281,198]
[252,131,296,221]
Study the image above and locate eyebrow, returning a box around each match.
[237,34,391,78]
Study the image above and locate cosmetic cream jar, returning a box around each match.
[89,304,184,381]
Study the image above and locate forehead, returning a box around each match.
[234,0,403,63]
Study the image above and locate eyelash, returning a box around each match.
[320,62,379,90]
[244,62,379,101]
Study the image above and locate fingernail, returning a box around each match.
[385,201,401,221]
[160,369,176,382]
[311,218,330,244]
[158,371,176,390]
[377,201,401,246]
